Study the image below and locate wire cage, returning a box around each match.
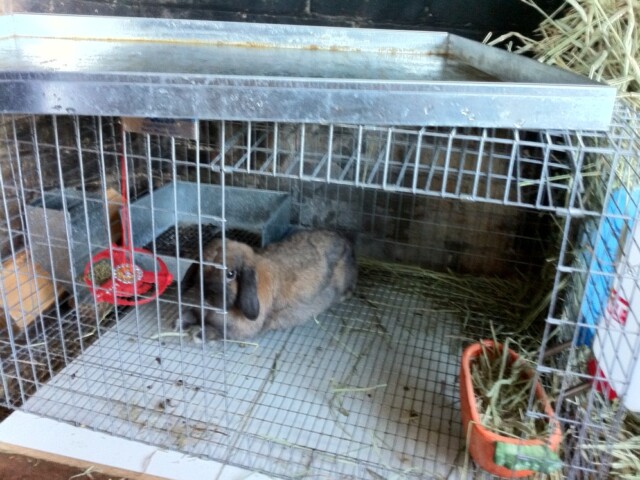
[0,11,639,480]
[0,104,637,479]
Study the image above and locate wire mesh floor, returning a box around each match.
[19,263,494,479]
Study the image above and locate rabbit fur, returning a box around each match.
[174,229,357,341]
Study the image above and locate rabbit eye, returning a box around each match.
[226,270,236,281]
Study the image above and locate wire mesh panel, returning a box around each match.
[215,120,617,216]
[0,103,638,479]
[534,104,640,479]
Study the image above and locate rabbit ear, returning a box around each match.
[181,262,199,291]
[236,265,260,320]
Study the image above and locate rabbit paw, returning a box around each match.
[189,326,222,344]
[173,308,199,331]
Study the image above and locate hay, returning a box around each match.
[84,259,112,285]
[68,466,99,479]
[471,338,552,440]
[149,332,189,339]
[357,257,551,336]
[579,396,640,478]
[329,383,387,394]
[486,0,640,109]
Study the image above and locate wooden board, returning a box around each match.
[106,187,123,244]
[0,412,267,480]
[0,250,62,330]
[0,442,168,480]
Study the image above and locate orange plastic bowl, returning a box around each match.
[459,340,562,478]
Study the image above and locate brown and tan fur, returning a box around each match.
[175,229,357,341]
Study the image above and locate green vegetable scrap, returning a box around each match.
[85,259,113,285]
[494,442,563,474]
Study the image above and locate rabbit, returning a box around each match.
[174,229,357,342]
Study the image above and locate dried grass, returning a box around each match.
[485,0,639,109]
[579,395,640,478]
[471,337,552,440]
[357,257,552,335]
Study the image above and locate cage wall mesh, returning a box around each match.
[0,102,637,478]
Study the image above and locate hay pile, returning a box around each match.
[357,257,551,335]
[578,396,640,478]
[471,339,551,439]
[486,0,640,109]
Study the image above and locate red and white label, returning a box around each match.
[604,288,630,326]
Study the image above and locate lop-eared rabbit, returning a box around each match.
[175,229,357,341]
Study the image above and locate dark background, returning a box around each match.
[13,0,563,41]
